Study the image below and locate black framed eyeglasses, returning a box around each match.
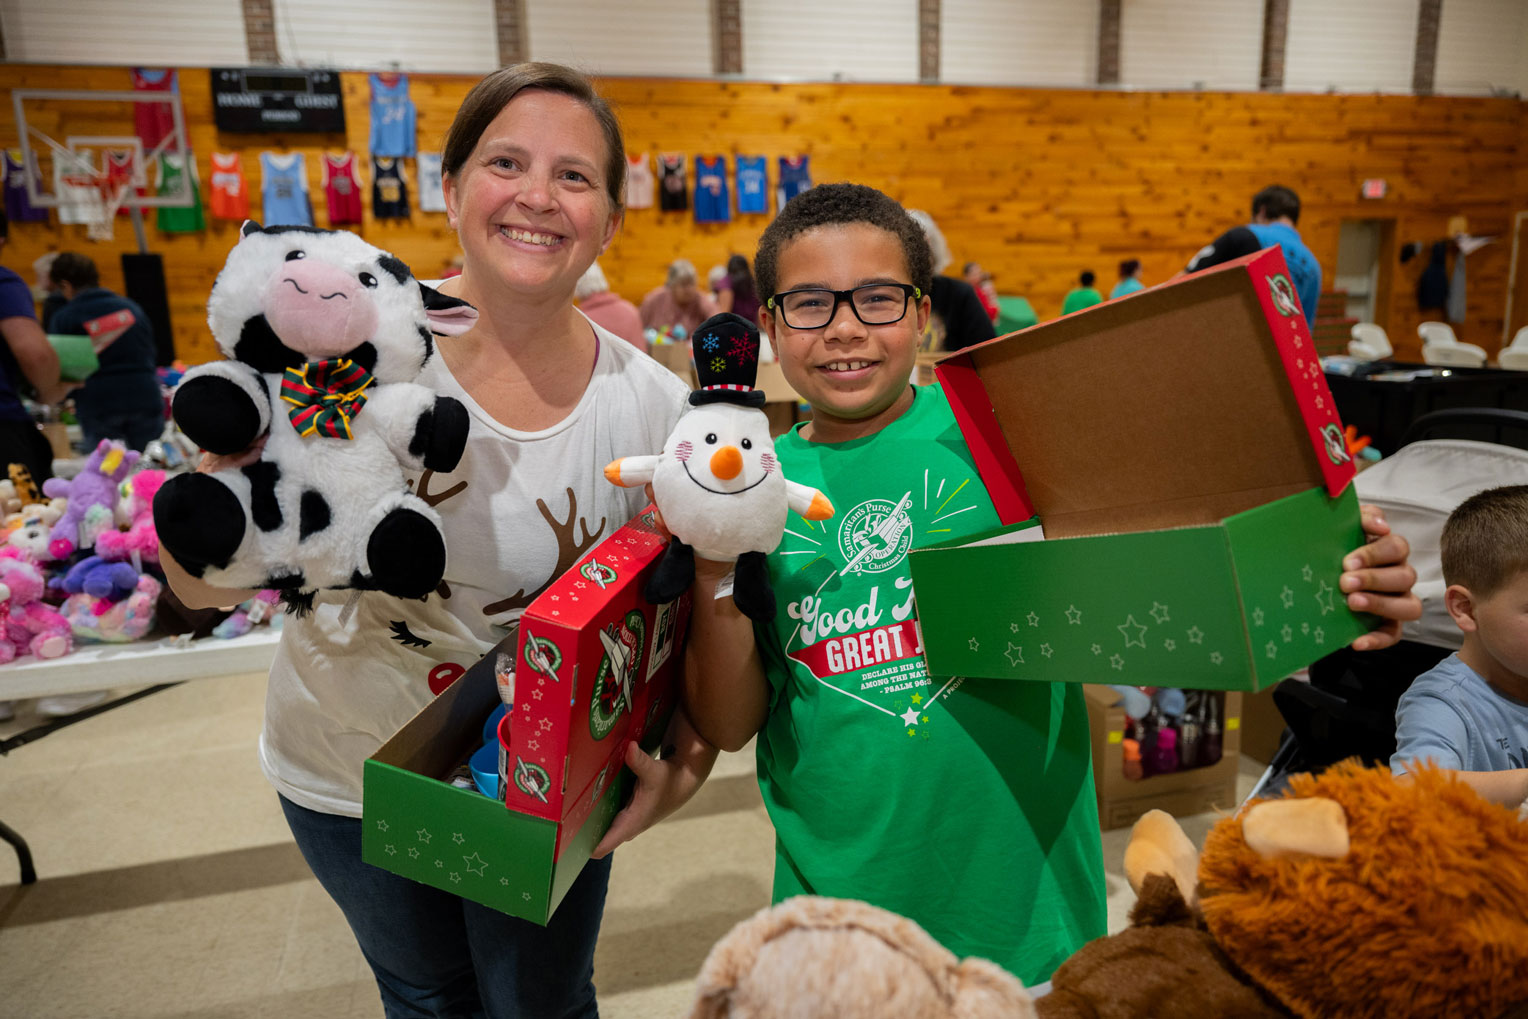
[767,283,922,330]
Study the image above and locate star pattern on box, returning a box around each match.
[1252,607,1265,627]
[1009,621,1021,633]
[1110,654,1125,671]
[385,844,396,855]
[1091,643,1102,655]
[500,877,510,886]
[1301,621,1310,635]
[968,637,981,651]
[1314,580,1336,615]
[1187,626,1204,644]
[1302,563,1314,582]
[539,718,553,732]
[1040,643,1054,658]
[434,860,444,869]
[376,820,389,832]
[1066,605,1083,625]
[453,832,466,844]
[1314,626,1326,644]
[528,739,540,751]
[1210,651,1224,665]
[1027,611,1040,627]
[1004,642,1024,666]
[532,689,543,700]
[1280,586,1295,608]
[522,892,533,902]
[408,847,420,859]
[464,852,488,876]
[1281,624,1293,643]
[450,872,462,883]
[416,828,432,844]
[1266,640,1278,659]
[1164,638,1176,651]
[1148,602,1170,624]
[1117,615,1148,648]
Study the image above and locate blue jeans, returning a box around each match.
[279,794,610,1019]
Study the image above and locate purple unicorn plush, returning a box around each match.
[44,440,139,561]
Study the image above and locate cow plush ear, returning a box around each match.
[419,283,478,336]
[241,220,263,237]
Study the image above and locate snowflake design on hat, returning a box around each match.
[710,357,726,373]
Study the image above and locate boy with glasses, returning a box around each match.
[679,183,1421,984]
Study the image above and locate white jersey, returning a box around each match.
[259,315,689,816]
[416,153,447,212]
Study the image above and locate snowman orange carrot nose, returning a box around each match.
[710,445,743,480]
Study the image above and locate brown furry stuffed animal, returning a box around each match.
[1042,761,1528,1019]
[689,896,1037,1019]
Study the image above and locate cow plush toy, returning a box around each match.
[153,224,478,608]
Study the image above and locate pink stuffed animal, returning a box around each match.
[96,469,166,566]
[0,556,73,661]
[62,573,162,643]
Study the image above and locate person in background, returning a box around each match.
[574,261,645,351]
[1111,259,1145,299]
[714,253,762,325]
[1392,485,1528,809]
[1186,185,1321,328]
[905,210,995,352]
[32,252,66,329]
[0,212,69,482]
[48,252,164,452]
[962,260,1000,323]
[706,263,728,304]
[1061,270,1104,314]
[639,259,717,338]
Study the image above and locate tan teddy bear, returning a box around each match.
[689,896,1036,1019]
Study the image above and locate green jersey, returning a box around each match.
[155,153,205,233]
[755,382,1107,985]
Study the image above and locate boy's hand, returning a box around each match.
[590,706,717,859]
[196,433,268,474]
[1341,504,1421,651]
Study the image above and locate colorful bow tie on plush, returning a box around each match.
[280,358,374,439]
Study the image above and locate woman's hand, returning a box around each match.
[1341,504,1421,651]
[590,705,717,859]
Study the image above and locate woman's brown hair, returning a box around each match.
[441,62,625,213]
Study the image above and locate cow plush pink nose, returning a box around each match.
[262,259,379,358]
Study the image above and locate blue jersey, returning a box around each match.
[777,156,812,207]
[694,156,729,223]
[1247,223,1321,328]
[369,73,416,158]
[735,156,767,214]
[260,152,312,227]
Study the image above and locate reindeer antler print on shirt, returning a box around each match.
[407,470,469,598]
[483,487,606,617]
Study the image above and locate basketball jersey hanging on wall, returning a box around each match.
[260,152,313,227]
[369,73,416,158]
[625,153,655,210]
[155,153,204,233]
[735,156,767,215]
[658,153,688,212]
[416,153,446,212]
[130,68,178,150]
[4,150,46,223]
[323,152,364,225]
[371,157,409,219]
[777,156,812,207]
[208,152,249,221]
[693,156,729,223]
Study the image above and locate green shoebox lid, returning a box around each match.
[361,663,626,925]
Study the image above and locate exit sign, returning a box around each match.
[1362,179,1387,199]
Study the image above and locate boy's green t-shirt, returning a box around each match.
[755,382,1107,985]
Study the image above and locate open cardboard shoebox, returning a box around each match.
[907,247,1376,692]
[361,507,689,924]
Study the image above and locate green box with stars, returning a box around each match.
[362,660,633,925]
[911,246,1377,692]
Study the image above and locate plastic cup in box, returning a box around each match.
[482,703,506,744]
[470,741,500,800]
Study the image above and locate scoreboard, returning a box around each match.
[210,68,346,134]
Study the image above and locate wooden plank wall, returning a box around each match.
[2,65,1524,365]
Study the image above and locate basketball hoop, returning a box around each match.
[60,169,130,242]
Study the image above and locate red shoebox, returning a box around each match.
[502,506,691,852]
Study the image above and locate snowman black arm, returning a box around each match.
[361,383,471,473]
[171,361,272,456]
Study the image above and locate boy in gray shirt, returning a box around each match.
[1393,485,1528,808]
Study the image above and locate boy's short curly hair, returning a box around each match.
[1441,484,1528,596]
[754,183,933,301]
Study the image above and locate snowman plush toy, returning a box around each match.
[605,312,832,621]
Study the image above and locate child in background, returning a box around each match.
[682,183,1422,984]
[1393,485,1528,808]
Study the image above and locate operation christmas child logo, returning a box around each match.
[589,610,645,740]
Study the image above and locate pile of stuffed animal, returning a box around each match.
[688,762,1528,1019]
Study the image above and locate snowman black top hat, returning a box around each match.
[688,312,767,408]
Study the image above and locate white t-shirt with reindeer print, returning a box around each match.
[260,314,689,816]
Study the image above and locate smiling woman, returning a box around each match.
[162,62,716,1019]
